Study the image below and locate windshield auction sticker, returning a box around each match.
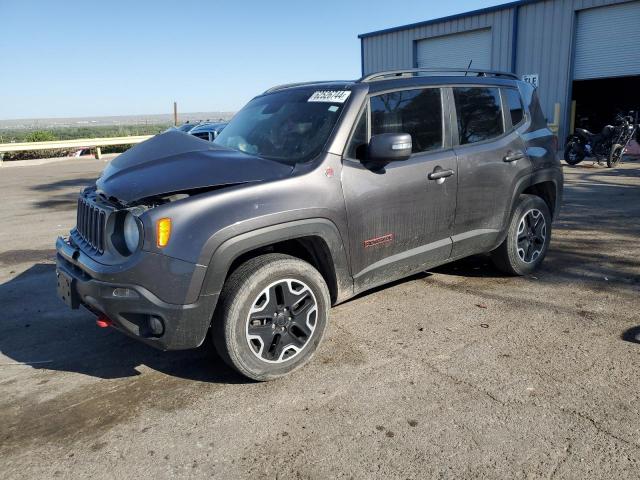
[308,91,351,103]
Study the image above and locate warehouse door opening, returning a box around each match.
[571,1,640,135]
[571,76,640,135]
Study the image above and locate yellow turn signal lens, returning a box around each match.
[156,218,171,248]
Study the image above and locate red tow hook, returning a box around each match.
[96,315,113,328]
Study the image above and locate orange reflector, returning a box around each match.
[156,218,171,248]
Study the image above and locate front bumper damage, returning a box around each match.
[55,236,218,350]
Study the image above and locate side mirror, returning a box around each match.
[367,133,412,163]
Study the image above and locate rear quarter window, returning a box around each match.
[503,88,525,127]
[518,82,547,127]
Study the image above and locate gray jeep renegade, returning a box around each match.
[56,68,563,380]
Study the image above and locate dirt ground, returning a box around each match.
[1,157,639,479]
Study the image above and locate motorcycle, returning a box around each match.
[565,111,638,167]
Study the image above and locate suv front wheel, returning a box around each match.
[491,195,552,276]
[212,253,330,381]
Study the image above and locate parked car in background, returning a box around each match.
[56,68,562,381]
[176,122,198,133]
[189,122,227,142]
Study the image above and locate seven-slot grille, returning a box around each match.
[76,197,107,253]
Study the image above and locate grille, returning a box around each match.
[76,197,107,253]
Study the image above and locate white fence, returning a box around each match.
[0,135,153,165]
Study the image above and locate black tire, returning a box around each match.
[607,143,623,168]
[212,253,330,381]
[491,195,552,276]
[564,140,585,165]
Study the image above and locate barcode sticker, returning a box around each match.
[308,90,351,103]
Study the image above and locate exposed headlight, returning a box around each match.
[123,212,141,253]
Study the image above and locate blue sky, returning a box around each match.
[0,0,505,119]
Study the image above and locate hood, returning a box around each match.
[96,130,294,203]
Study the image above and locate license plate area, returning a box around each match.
[56,269,80,309]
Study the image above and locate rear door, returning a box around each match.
[450,85,532,258]
[341,87,458,293]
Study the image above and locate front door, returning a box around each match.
[341,87,458,293]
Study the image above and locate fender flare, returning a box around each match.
[527,168,563,220]
[500,174,533,239]
[199,218,353,304]
[496,169,562,247]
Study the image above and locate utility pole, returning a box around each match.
[173,101,178,126]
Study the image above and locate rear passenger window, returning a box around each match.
[503,88,524,127]
[371,88,442,153]
[453,87,504,145]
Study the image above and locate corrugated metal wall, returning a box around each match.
[515,0,634,140]
[361,7,515,74]
[361,0,637,141]
[515,0,574,134]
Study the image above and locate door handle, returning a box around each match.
[504,150,525,162]
[428,168,455,180]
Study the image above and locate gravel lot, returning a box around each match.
[1,156,639,479]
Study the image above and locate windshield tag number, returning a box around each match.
[308,91,351,103]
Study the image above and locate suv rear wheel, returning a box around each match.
[491,195,552,276]
[212,253,330,381]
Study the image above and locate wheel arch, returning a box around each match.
[522,181,557,218]
[494,170,563,250]
[199,219,353,306]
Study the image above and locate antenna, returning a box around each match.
[464,60,473,77]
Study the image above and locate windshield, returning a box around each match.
[213,88,351,163]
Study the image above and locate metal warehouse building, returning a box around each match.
[359,0,640,142]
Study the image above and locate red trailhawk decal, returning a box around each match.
[363,234,394,248]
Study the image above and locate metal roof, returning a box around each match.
[358,0,543,39]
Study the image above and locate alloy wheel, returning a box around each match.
[245,279,317,363]
[516,209,547,264]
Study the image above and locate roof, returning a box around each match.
[264,76,521,103]
[360,68,518,82]
[358,0,542,39]
[363,74,520,95]
[263,81,355,95]
[260,69,521,98]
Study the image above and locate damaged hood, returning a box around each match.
[96,130,294,203]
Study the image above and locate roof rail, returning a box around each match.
[359,68,519,82]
